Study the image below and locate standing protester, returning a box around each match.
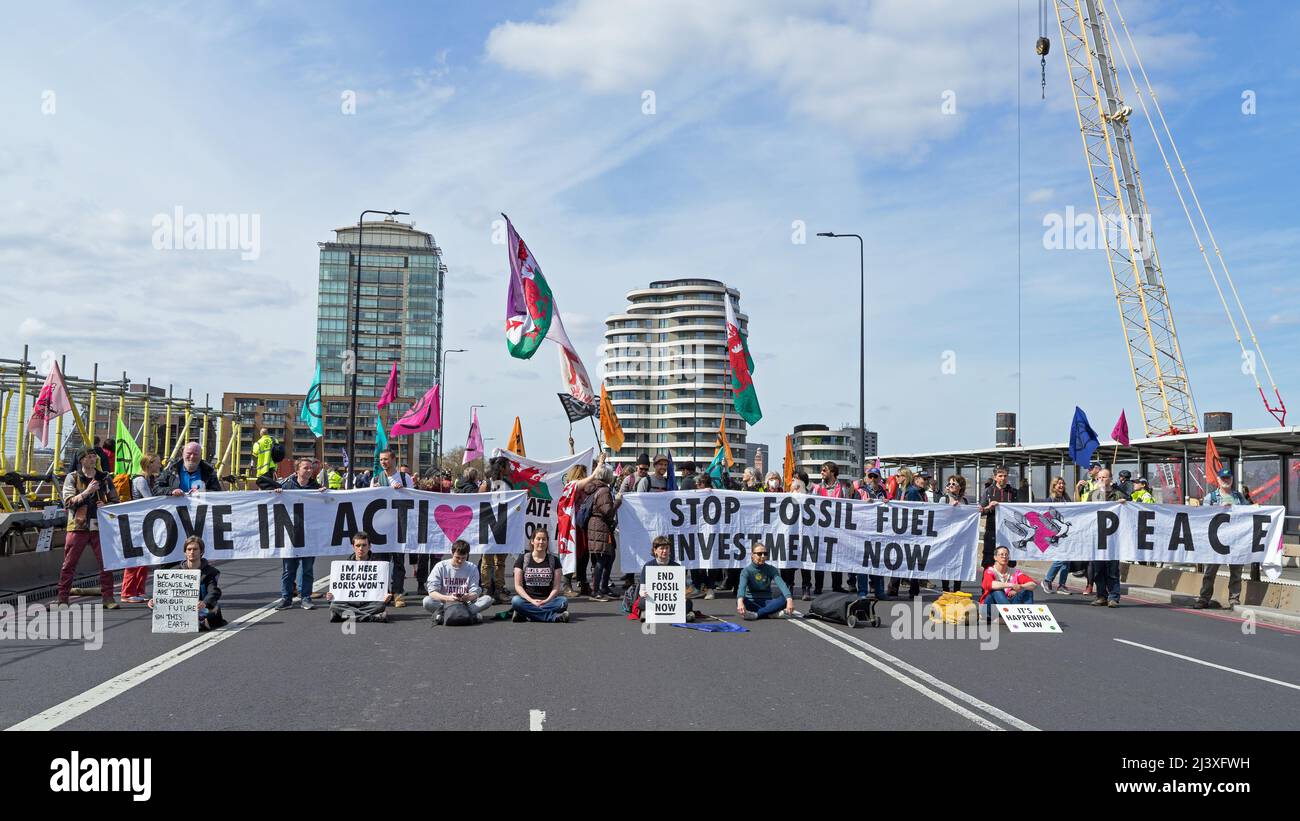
[1075,461,1102,503]
[638,453,672,493]
[156,442,224,496]
[511,530,570,623]
[149,536,225,630]
[763,471,783,492]
[275,459,324,610]
[327,532,391,623]
[1115,470,1134,500]
[100,438,117,476]
[677,461,697,491]
[887,469,930,600]
[938,475,969,593]
[120,452,162,603]
[740,468,760,492]
[979,466,1017,569]
[736,539,795,620]
[478,458,512,603]
[321,462,344,490]
[561,463,591,598]
[688,472,719,599]
[1087,469,1128,607]
[57,447,121,609]
[1042,476,1075,594]
[251,427,276,480]
[1129,477,1154,503]
[584,465,620,601]
[857,469,886,501]
[620,453,650,497]
[1195,467,1248,610]
[371,448,413,607]
[424,540,495,625]
[813,462,856,594]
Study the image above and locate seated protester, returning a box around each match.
[736,539,795,620]
[326,532,392,623]
[979,546,1037,608]
[511,529,570,623]
[637,536,695,623]
[148,536,226,630]
[424,540,494,626]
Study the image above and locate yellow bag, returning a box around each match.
[929,591,975,625]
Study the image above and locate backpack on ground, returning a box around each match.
[809,591,880,628]
[621,583,639,614]
[441,602,477,626]
[270,440,286,464]
[112,473,133,502]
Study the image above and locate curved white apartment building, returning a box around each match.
[603,279,749,472]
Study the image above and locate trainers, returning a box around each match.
[1083,585,1093,596]
[493,592,510,605]
[300,598,315,610]
[686,611,696,622]
[1058,586,1072,595]
[1090,597,1107,606]
[1043,581,1055,593]
[123,595,148,604]
[274,598,293,610]
[392,594,406,608]
[801,590,811,601]
[431,612,442,627]
[684,586,698,598]
[704,589,716,600]
[589,592,608,602]
[103,600,120,610]
[1192,599,1209,609]
[1107,599,1119,608]
[372,612,388,623]
[555,610,570,623]
[742,611,758,621]
[776,610,790,619]
[512,609,527,623]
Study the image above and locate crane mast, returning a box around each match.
[1053,0,1197,436]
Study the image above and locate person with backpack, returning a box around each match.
[813,461,856,594]
[57,447,121,609]
[510,529,570,623]
[633,536,695,622]
[424,540,494,625]
[584,465,619,601]
[119,452,162,603]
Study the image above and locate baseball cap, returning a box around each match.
[917,470,932,478]
[1216,467,1233,479]
[653,453,670,465]
[867,469,881,478]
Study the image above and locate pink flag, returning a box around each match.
[27,362,74,447]
[377,363,399,410]
[390,384,441,436]
[1111,410,1130,446]
[462,407,484,464]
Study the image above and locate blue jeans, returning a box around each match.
[280,557,315,601]
[989,589,1035,605]
[855,573,885,599]
[1045,561,1071,586]
[511,595,569,622]
[742,595,787,618]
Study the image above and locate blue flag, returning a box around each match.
[300,362,324,438]
[704,448,726,488]
[666,452,678,491]
[1068,406,1100,468]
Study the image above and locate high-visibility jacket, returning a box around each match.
[252,435,276,476]
[326,470,343,490]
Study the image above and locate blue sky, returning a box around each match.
[3,0,1298,463]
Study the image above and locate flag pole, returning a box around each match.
[16,345,29,476]
[589,414,602,452]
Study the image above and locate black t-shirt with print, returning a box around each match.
[514,553,562,598]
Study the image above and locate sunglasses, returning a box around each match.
[752,551,768,556]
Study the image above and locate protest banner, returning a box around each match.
[995,502,1286,578]
[97,488,528,570]
[329,561,391,602]
[617,491,982,580]
[152,570,199,634]
[491,447,594,544]
[645,565,686,624]
[996,604,1062,633]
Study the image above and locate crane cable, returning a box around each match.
[1103,0,1287,425]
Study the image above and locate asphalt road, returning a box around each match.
[3,559,1298,731]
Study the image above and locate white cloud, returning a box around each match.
[18,317,46,338]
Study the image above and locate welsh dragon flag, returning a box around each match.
[724,296,762,425]
[503,214,595,404]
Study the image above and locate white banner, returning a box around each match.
[995,502,1286,578]
[492,447,594,544]
[97,488,528,570]
[329,561,391,602]
[616,491,983,580]
[645,565,686,624]
[152,570,199,634]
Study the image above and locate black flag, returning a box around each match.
[558,393,596,423]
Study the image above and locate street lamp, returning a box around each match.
[435,348,467,466]
[347,209,408,488]
[816,231,866,477]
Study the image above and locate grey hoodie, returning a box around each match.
[428,558,484,598]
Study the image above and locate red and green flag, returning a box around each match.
[724,296,762,425]
[504,214,554,359]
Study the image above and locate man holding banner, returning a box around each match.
[1196,467,1249,610]
[372,449,414,606]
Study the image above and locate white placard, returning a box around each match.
[152,570,200,634]
[329,561,391,602]
[996,604,1062,634]
[645,565,686,624]
[36,507,62,552]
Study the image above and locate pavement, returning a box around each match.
[2,561,1299,731]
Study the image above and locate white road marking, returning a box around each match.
[803,620,1040,731]
[1114,639,1300,692]
[529,709,546,731]
[789,619,1007,731]
[6,576,332,732]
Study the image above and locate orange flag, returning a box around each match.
[599,383,624,452]
[1204,435,1222,489]
[716,415,734,468]
[783,434,795,490]
[507,416,526,457]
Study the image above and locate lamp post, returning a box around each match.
[434,348,467,467]
[816,231,866,476]
[346,209,409,488]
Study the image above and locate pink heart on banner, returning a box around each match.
[434,505,474,543]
